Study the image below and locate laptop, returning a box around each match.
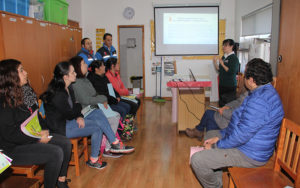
[189,68,210,82]
[189,68,197,81]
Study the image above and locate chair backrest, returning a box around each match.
[236,73,246,96]
[274,118,300,186]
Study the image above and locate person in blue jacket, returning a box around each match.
[77,38,97,66]
[95,33,118,63]
[191,58,284,188]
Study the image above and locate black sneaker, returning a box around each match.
[86,159,107,170]
[57,181,69,188]
[110,142,135,154]
[103,151,123,158]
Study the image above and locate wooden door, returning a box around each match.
[67,27,77,58]
[0,13,5,60]
[48,23,63,70]
[19,17,43,95]
[1,14,43,94]
[35,21,52,95]
[276,0,300,124]
[74,28,82,53]
[1,13,23,59]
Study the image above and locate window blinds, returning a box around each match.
[242,4,272,36]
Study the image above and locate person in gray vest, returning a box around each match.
[185,91,248,140]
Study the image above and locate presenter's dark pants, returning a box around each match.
[219,86,236,107]
[7,134,71,188]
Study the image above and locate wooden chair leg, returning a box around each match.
[83,137,89,162]
[26,169,34,178]
[73,141,80,176]
[229,175,235,188]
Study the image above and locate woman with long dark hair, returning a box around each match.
[40,62,134,168]
[213,39,240,107]
[0,59,71,188]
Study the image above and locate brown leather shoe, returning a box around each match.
[185,128,203,139]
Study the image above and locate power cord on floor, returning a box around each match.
[179,80,207,106]
[175,82,202,121]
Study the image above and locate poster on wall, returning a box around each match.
[96,29,106,50]
[164,61,176,76]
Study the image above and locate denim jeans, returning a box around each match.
[66,109,116,158]
[196,110,220,132]
[110,101,130,120]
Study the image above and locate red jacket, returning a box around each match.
[106,70,129,96]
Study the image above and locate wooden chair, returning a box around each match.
[69,137,89,176]
[236,73,246,97]
[228,118,300,188]
[11,165,44,185]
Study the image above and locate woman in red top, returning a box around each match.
[105,58,140,116]
[105,60,129,96]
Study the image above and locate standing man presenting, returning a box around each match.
[78,38,97,66]
[96,33,118,63]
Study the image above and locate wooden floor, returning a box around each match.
[67,100,204,188]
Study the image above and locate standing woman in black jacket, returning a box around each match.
[213,39,240,107]
[0,59,71,188]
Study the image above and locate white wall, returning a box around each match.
[66,0,82,25]
[68,0,236,97]
[234,0,272,42]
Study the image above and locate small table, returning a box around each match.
[167,80,212,132]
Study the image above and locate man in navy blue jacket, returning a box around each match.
[191,58,284,188]
[95,33,118,63]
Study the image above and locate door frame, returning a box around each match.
[117,25,145,96]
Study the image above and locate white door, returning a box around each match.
[119,27,143,89]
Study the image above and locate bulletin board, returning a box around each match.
[150,20,155,54]
[96,28,106,50]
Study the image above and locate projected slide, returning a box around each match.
[163,13,218,45]
[154,6,219,56]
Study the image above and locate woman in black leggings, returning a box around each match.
[0,59,71,188]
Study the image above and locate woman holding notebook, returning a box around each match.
[0,59,71,188]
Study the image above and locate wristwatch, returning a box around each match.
[211,143,216,149]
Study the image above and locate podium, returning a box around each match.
[167,79,212,133]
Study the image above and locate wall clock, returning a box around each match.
[123,7,135,20]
